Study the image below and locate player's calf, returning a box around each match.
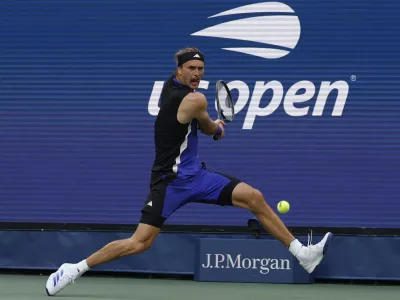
[85,223,160,268]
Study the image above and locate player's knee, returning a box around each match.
[247,188,265,212]
[137,239,153,253]
[123,236,154,256]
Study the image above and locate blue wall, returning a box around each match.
[1,1,399,227]
[2,231,400,281]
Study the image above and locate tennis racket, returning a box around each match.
[213,80,234,140]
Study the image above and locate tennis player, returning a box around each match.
[45,47,333,296]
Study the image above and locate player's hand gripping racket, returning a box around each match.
[213,80,234,140]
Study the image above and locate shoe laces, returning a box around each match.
[306,229,323,253]
[307,229,313,247]
[67,274,76,285]
[58,270,76,287]
[298,230,314,259]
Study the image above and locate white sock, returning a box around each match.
[76,259,90,273]
[288,239,303,257]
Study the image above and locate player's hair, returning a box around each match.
[174,47,201,65]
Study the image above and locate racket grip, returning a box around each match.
[213,125,223,141]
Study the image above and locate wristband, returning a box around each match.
[215,125,222,136]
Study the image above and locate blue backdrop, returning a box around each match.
[1,0,399,228]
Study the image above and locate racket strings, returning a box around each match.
[217,82,234,120]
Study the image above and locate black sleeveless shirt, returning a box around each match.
[151,74,202,176]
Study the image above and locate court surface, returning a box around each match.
[1,274,400,300]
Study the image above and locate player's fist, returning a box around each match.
[214,119,226,127]
[213,119,225,139]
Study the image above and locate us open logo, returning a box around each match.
[191,2,301,59]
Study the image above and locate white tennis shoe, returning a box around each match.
[297,232,333,273]
[45,263,81,296]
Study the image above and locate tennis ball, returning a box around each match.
[277,200,290,214]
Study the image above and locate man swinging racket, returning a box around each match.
[45,47,333,296]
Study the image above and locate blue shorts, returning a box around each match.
[140,165,241,228]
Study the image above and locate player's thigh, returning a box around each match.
[139,176,172,228]
[231,182,265,211]
[140,175,194,228]
[194,170,241,206]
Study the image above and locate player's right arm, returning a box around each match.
[177,92,225,137]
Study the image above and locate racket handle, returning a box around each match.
[213,124,223,141]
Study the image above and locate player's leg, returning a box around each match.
[193,170,294,246]
[231,182,295,247]
[45,174,180,296]
[85,222,160,267]
[45,222,160,296]
[230,181,333,273]
[85,172,198,269]
[192,167,332,274]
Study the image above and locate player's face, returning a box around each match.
[179,60,204,89]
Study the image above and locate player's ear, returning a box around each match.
[176,66,183,76]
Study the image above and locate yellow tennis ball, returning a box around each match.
[277,200,290,214]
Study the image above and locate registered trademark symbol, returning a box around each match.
[350,75,356,81]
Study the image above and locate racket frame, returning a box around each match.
[213,80,234,140]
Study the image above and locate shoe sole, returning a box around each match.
[45,273,54,296]
[45,276,55,296]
